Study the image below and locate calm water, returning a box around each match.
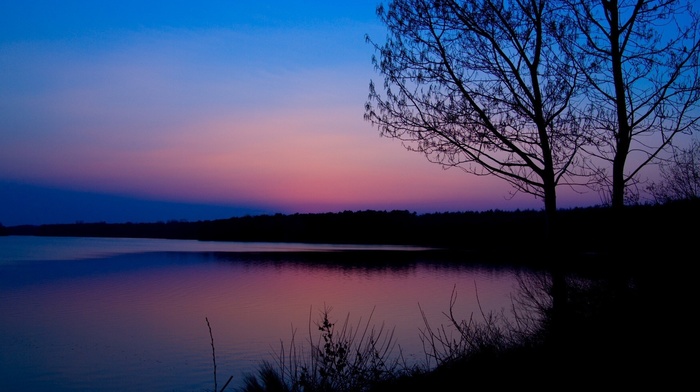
[0,236,531,392]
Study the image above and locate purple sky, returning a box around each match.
[0,1,605,226]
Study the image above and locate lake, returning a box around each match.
[0,236,536,392]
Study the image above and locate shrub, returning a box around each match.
[241,306,403,392]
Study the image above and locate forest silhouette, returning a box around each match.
[3,199,695,262]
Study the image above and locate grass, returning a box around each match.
[241,306,402,392]
[206,317,234,392]
[236,264,688,391]
[237,274,547,392]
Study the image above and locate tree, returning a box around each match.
[364,0,589,238]
[558,0,700,208]
[647,138,700,202]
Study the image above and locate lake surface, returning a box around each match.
[0,236,534,392]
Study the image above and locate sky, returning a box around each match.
[0,1,603,226]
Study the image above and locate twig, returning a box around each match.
[206,317,218,392]
[220,375,233,392]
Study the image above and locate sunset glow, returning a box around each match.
[0,1,601,225]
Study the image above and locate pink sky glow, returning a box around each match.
[0,1,603,225]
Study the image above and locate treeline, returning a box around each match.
[6,209,541,247]
[4,199,697,257]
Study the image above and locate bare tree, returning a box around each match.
[647,138,700,202]
[365,0,589,236]
[558,0,700,208]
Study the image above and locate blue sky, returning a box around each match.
[0,1,603,226]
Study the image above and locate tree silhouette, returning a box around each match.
[365,0,591,238]
[558,0,700,208]
[647,138,700,202]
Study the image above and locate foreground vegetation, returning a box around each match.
[233,258,688,392]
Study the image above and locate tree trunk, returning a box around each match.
[607,0,631,210]
[542,171,568,344]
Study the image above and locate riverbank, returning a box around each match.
[4,199,697,262]
[238,249,691,391]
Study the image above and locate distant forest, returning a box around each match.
[2,199,696,260]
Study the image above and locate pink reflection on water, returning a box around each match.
[0,251,523,391]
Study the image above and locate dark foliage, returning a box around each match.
[4,199,697,265]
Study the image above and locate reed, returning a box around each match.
[238,268,660,390]
[241,306,404,392]
[206,317,233,392]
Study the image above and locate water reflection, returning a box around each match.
[0,238,528,392]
